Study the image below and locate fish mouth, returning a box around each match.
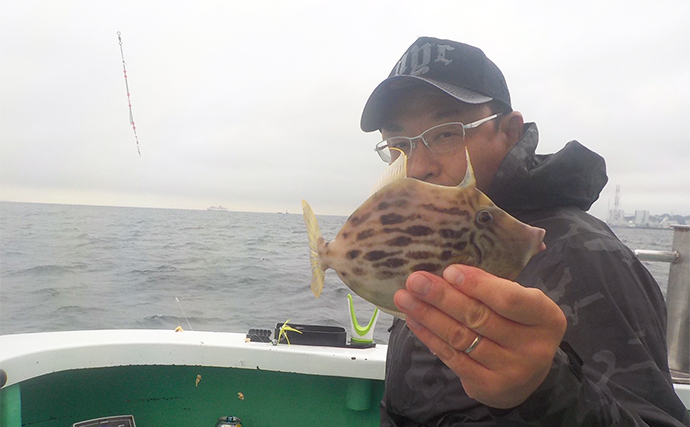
[470,242,482,266]
[527,227,547,257]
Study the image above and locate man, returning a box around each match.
[360,37,689,426]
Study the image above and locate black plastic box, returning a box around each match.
[274,323,347,347]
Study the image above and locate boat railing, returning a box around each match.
[634,225,689,385]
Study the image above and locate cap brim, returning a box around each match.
[360,75,493,132]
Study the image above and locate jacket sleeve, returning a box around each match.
[489,344,685,426]
[489,226,689,427]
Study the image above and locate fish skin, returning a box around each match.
[302,152,545,318]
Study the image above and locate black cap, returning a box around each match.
[361,37,511,132]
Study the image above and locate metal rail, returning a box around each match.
[634,225,689,384]
[634,249,679,263]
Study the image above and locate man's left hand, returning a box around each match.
[394,264,567,409]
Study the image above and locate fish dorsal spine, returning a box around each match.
[458,149,476,189]
[370,148,476,194]
[370,149,408,194]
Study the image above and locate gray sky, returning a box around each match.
[1,0,689,219]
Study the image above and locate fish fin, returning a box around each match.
[378,305,406,320]
[458,148,476,189]
[302,200,326,298]
[371,150,408,194]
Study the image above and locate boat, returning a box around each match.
[1,228,688,426]
[207,206,228,211]
[0,328,386,426]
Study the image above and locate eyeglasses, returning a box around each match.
[374,113,502,163]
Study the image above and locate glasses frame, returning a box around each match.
[374,113,502,163]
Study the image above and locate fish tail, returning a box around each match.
[302,200,326,298]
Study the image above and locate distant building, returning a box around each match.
[634,210,650,227]
[607,185,629,227]
[605,185,687,228]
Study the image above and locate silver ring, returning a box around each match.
[464,334,482,354]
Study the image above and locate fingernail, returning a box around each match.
[395,290,416,311]
[408,274,430,295]
[445,265,464,285]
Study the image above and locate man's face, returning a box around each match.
[380,90,512,193]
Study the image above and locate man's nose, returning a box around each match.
[407,138,438,182]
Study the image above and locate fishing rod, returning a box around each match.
[117,31,141,157]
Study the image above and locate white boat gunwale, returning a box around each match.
[1,329,687,410]
[0,329,387,389]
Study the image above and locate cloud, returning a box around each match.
[1,0,688,218]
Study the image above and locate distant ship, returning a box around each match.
[207,206,228,211]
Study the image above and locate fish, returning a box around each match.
[302,150,546,318]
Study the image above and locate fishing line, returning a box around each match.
[175,296,194,331]
[117,31,141,157]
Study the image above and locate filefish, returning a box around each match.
[302,151,546,318]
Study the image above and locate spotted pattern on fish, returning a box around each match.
[403,225,434,236]
[356,229,376,241]
[380,213,406,225]
[405,251,436,260]
[439,228,470,239]
[421,204,472,220]
[387,236,413,247]
[364,250,401,261]
[411,263,443,273]
[302,152,546,317]
[374,258,409,269]
[349,212,372,227]
[376,271,399,280]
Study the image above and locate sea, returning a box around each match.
[0,201,676,343]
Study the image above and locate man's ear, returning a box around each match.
[501,111,524,149]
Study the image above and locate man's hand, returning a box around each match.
[394,264,567,409]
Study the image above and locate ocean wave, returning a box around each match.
[56,305,104,314]
[130,265,180,275]
[30,287,62,297]
[9,264,78,277]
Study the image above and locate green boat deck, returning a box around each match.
[1,364,384,426]
[0,330,387,426]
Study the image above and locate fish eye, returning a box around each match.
[475,210,494,227]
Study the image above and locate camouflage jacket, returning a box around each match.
[380,123,690,426]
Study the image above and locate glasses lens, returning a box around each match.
[376,138,411,163]
[385,138,411,160]
[423,123,466,153]
[375,147,391,163]
[375,141,391,163]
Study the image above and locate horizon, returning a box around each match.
[2,199,688,223]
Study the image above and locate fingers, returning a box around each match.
[394,264,567,409]
[396,287,486,357]
[396,270,525,349]
[444,265,565,331]
[401,303,525,389]
[395,265,566,363]
[401,308,487,374]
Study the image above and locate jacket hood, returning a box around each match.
[487,123,608,214]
